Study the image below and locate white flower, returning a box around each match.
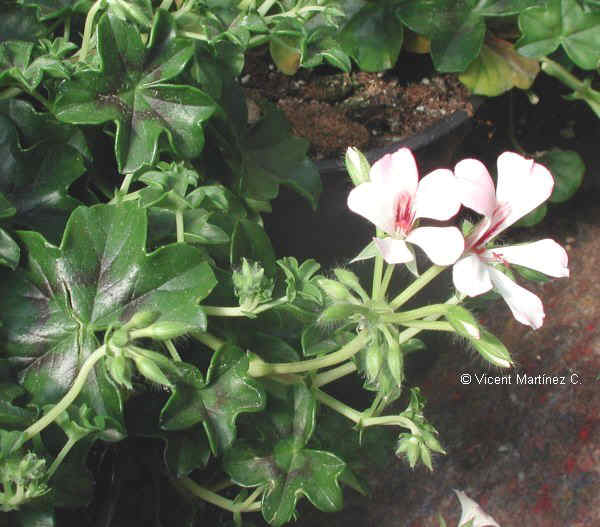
[454,490,500,527]
[347,147,464,266]
[452,152,569,329]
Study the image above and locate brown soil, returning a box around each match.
[242,49,473,159]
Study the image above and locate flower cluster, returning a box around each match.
[347,148,569,329]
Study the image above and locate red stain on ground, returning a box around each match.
[578,425,591,442]
[533,485,554,514]
[564,456,576,474]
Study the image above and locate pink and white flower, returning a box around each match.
[452,152,569,329]
[347,147,464,266]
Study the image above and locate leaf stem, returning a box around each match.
[314,389,363,423]
[47,436,77,478]
[383,303,450,323]
[371,233,384,299]
[120,173,134,194]
[396,294,460,345]
[257,0,278,16]
[248,331,369,377]
[165,339,182,361]
[378,263,395,300]
[176,210,185,243]
[23,346,107,440]
[64,16,71,41]
[313,361,357,387]
[178,477,262,513]
[191,330,224,351]
[389,265,445,310]
[80,0,105,62]
[397,321,455,332]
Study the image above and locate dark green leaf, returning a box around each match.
[514,202,547,227]
[538,148,585,203]
[55,12,216,173]
[0,7,47,42]
[0,113,85,244]
[0,227,20,270]
[0,202,216,430]
[225,437,345,527]
[160,347,266,455]
[231,218,276,277]
[19,0,92,20]
[0,382,37,428]
[341,4,404,71]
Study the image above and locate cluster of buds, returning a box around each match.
[232,258,275,314]
[0,452,49,512]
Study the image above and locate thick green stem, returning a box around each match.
[398,321,455,332]
[80,0,105,62]
[383,303,450,323]
[541,56,600,118]
[257,0,277,16]
[176,210,184,243]
[47,437,77,478]
[249,332,369,377]
[202,297,288,318]
[179,478,262,513]
[120,173,134,194]
[397,295,460,345]
[165,339,182,362]
[63,16,71,40]
[389,265,445,310]
[372,249,384,300]
[23,346,107,440]
[314,389,363,423]
[192,330,224,351]
[362,415,417,434]
[378,263,395,300]
[313,362,357,387]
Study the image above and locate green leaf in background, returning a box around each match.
[459,36,540,96]
[19,0,92,21]
[225,383,345,526]
[0,6,47,43]
[0,202,216,432]
[397,0,536,72]
[55,11,216,173]
[0,190,20,268]
[514,202,547,227]
[160,345,266,455]
[231,218,277,277]
[0,383,37,428]
[0,114,85,244]
[517,0,600,70]
[341,3,404,71]
[537,148,585,203]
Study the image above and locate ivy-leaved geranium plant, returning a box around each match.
[0,0,571,525]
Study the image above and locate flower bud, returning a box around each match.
[345,147,371,186]
[445,306,480,340]
[133,357,174,388]
[317,278,355,302]
[386,344,404,387]
[140,321,190,341]
[472,329,514,368]
[111,328,130,348]
[107,354,133,390]
[232,258,274,312]
[123,310,161,330]
[365,344,384,383]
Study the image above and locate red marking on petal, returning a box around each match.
[393,192,415,235]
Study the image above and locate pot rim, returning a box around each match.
[314,95,485,176]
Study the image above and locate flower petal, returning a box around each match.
[454,490,500,527]
[454,158,497,217]
[489,267,545,329]
[406,226,464,265]
[369,147,418,196]
[374,237,414,264]
[484,239,569,278]
[452,254,493,297]
[413,169,461,221]
[495,152,554,229]
[347,182,397,233]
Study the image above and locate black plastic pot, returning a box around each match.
[264,96,484,270]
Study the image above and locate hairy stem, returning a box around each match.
[176,210,184,243]
[191,330,224,351]
[23,346,107,440]
[398,321,455,332]
[178,477,262,513]
[378,263,395,300]
[389,265,445,310]
[165,339,182,362]
[313,361,357,387]
[248,331,369,377]
[47,436,77,478]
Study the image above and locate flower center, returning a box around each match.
[470,202,511,251]
[393,192,414,236]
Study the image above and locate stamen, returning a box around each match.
[393,192,414,235]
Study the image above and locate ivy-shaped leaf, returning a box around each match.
[517,0,600,70]
[160,345,266,455]
[225,383,345,527]
[0,383,37,428]
[55,11,216,173]
[0,113,85,244]
[397,0,537,72]
[0,202,216,432]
